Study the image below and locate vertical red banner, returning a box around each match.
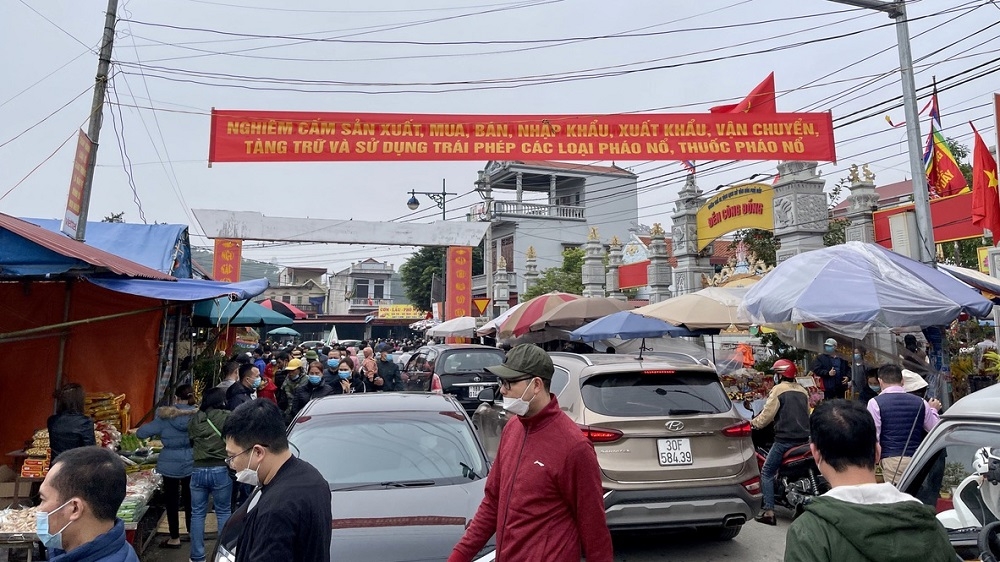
[213,239,243,282]
[445,246,472,320]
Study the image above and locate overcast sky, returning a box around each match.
[2,0,997,273]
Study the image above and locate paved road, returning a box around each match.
[613,517,789,562]
[143,515,789,562]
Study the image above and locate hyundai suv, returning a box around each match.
[473,351,761,539]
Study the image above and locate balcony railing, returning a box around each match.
[471,273,518,293]
[349,298,393,308]
[470,201,585,221]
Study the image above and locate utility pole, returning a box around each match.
[475,170,495,319]
[77,0,119,241]
[828,0,935,264]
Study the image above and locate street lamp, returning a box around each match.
[829,0,935,265]
[405,179,457,221]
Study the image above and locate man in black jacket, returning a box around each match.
[751,359,810,526]
[375,346,403,391]
[221,400,331,562]
[810,338,850,400]
[226,364,258,411]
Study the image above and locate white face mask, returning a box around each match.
[235,449,262,486]
[502,379,536,417]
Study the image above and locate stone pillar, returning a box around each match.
[670,173,714,295]
[582,227,606,298]
[549,175,557,216]
[844,163,878,243]
[772,161,829,263]
[646,223,672,303]
[494,256,510,316]
[606,236,625,301]
[522,246,539,298]
[516,172,523,203]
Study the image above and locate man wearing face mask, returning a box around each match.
[36,446,139,562]
[220,400,331,562]
[810,338,850,401]
[280,357,307,419]
[226,364,259,411]
[448,344,613,562]
[375,345,403,391]
[321,349,342,386]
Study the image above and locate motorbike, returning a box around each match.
[752,423,829,517]
[938,447,1000,559]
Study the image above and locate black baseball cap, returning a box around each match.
[486,344,554,381]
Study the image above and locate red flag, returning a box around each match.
[971,122,1000,243]
[710,72,776,114]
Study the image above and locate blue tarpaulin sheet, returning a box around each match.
[87,277,268,302]
[25,218,192,278]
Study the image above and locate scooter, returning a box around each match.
[938,448,1000,530]
[752,424,829,517]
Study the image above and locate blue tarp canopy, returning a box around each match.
[569,311,708,342]
[192,299,293,327]
[25,218,191,278]
[739,242,994,339]
[87,277,268,302]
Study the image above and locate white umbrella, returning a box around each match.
[426,316,478,337]
[634,287,749,330]
[476,302,524,335]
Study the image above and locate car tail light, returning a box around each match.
[741,475,762,496]
[721,420,752,437]
[642,369,675,374]
[578,424,623,443]
[430,373,443,394]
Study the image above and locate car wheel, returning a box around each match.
[705,525,742,541]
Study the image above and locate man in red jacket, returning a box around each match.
[448,344,613,562]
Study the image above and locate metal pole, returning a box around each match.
[829,0,934,264]
[441,178,447,221]
[894,1,935,265]
[484,184,494,320]
[77,0,119,241]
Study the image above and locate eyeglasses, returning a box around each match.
[225,447,255,467]
[500,376,533,391]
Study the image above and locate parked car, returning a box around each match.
[299,340,326,350]
[473,351,761,539]
[403,344,505,415]
[897,383,1000,560]
[286,392,495,562]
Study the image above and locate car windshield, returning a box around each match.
[289,412,488,489]
[581,371,732,416]
[440,351,505,374]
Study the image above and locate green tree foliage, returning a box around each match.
[522,247,585,300]
[102,211,125,223]
[399,245,484,311]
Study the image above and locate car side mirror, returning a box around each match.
[477,387,496,403]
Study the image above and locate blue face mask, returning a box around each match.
[824,346,835,353]
[338,370,352,380]
[854,354,862,362]
[869,384,880,392]
[308,374,322,385]
[327,359,339,368]
[252,378,262,389]
[36,500,72,550]
[384,354,393,362]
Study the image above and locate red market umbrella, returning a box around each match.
[498,292,581,339]
[258,298,308,320]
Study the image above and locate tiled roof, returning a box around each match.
[1,213,174,280]
[831,179,913,214]
[509,160,637,177]
[636,237,737,267]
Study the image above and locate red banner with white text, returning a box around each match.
[208,110,836,163]
[445,246,472,321]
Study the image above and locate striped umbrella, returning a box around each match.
[497,292,581,339]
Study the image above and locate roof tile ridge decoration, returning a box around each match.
[1,213,174,281]
[511,160,637,177]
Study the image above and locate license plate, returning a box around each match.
[466,384,487,398]
[657,438,693,466]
